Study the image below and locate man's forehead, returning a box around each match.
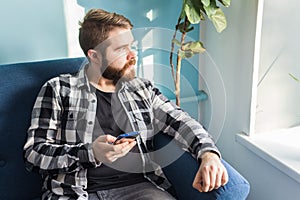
[105,29,134,47]
[109,28,133,40]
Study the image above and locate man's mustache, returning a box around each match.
[126,58,136,67]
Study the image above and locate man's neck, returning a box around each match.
[86,64,116,93]
[96,77,116,92]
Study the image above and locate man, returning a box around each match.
[24,9,239,200]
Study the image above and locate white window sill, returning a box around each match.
[236,126,300,184]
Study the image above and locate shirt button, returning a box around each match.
[88,121,93,125]
[91,99,96,103]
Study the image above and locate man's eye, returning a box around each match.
[117,47,127,52]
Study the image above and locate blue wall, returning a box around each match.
[0,0,68,64]
[1,0,201,118]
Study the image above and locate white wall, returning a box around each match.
[200,0,257,158]
[200,0,300,199]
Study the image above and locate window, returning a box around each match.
[252,0,300,134]
[237,0,300,184]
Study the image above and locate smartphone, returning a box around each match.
[113,131,140,144]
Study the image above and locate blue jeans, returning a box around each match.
[154,134,250,200]
[88,182,175,200]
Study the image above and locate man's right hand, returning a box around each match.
[92,135,136,163]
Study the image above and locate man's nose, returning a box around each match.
[126,49,136,61]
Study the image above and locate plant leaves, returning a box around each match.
[178,49,194,58]
[210,8,227,33]
[184,0,203,24]
[201,0,210,7]
[179,1,186,19]
[203,3,217,17]
[172,39,181,46]
[218,0,231,7]
[182,41,206,53]
[204,4,227,33]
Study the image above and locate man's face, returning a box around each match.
[97,28,137,84]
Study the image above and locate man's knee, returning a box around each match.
[215,160,250,200]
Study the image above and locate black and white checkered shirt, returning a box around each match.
[24,66,220,200]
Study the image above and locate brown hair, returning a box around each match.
[79,9,133,56]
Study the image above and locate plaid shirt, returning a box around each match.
[24,66,220,200]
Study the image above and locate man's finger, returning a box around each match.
[214,168,222,189]
[201,167,211,192]
[95,134,117,143]
[222,168,229,185]
[209,166,217,191]
[112,141,136,156]
[192,170,203,192]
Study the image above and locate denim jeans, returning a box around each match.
[88,182,175,200]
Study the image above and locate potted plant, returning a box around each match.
[170,0,231,106]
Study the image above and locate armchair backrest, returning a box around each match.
[0,57,85,200]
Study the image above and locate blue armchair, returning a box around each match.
[0,58,249,200]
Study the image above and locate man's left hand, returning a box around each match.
[192,152,228,192]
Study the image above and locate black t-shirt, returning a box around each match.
[87,86,145,192]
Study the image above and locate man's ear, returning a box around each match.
[87,49,101,64]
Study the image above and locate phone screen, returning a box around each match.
[113,131,140,144]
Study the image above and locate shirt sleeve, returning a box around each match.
[23,80,99,175]
[151,85,221,160]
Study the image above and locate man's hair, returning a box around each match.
[79,9,133,56]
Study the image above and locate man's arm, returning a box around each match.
[151,85,228,192]
[151,86,220,159]
[23,81,98,175]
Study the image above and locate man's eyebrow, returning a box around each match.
[114,44,128,50]
[115,40,135,49]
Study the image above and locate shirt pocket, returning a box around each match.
[129,110,153,130]
[61,108,88,144]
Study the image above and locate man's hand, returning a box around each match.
[193,152,228,192]
[92,134,136,163]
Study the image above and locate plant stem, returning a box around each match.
[170,18,181,87]
[175,17,188,106]
[175,56,182,106]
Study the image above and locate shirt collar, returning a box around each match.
[76,64,92,91]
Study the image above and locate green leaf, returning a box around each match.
[172,39,181,46]
[204,4,227,33]
[203,4,217,18]
[210,8,227,33]
[178,49,186,58]
[199,12,206,20]
[186,26,194,32]
[179,1,186,19]
[289,73,300,83]
[182,41,206,53]
[201,0,210,7]
[178,49,194,58]
[184,0,203,24]
[218,0,230,7]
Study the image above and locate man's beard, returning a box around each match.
[102,58,136,85]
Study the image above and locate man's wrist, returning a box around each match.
[200,151,220,160]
